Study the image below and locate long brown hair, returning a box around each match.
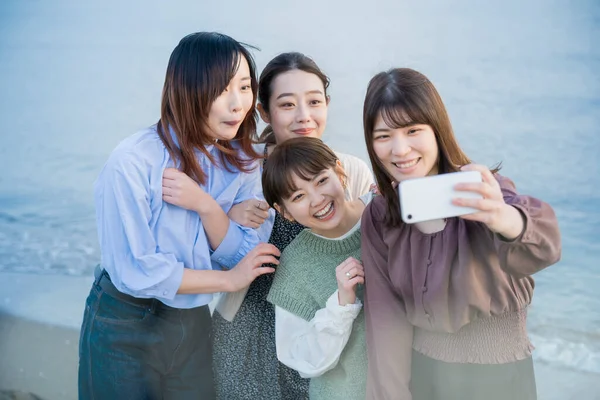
[257,52,330,144]
[363,68,499,226]
[156,32,260,184]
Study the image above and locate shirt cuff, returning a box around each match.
[325,290,363,319]
[153,262,185,301]
[119,260,185,302]
[210,219,245,268]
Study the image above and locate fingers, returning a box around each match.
[244,243,281,273]
[240,244,281,271]
[243,200,270,218]
[453,182,494,199]
[251,242,281,257]
[341,267,365,281]
[246,199,269,211]
[162,175,182,191]
[162,195,175,205]
[337,257,364,283]
[369,183,380,194]
[460,164,498,188]
[163,168,196,189]
[162,168,184,180]
[162,187,178,197]
[348,266,365,278]
[162,178,176,189]
[249,216,266,226]
[255,200,269,211]
[348,275,365,286]
[162,187,178,204]
[336,256,358,271]
[255,255,280,266]
[252,209,270,220]
[458,212,490,224]
[254,267,276,277]
[339,275,365,293]
[452,197,499,212]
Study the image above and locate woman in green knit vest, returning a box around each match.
[262,137,372,400]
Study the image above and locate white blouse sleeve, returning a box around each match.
[274,290,362,378]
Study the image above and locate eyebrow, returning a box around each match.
[276,90,324,100]
[374,122,421,133]
[288,170,328,195]
[241,77,251,81]
[310,170,329,182]
[373,127,391,133]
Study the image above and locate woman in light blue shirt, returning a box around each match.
[78,32,278,400]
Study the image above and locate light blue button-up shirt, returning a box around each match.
[94,126,274,309]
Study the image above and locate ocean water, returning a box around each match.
[0,0,598,398]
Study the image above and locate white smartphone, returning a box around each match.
[398,170,483,224]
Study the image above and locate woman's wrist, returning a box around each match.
[338,290,356,306]
[194,193,219,216]
[495,205,525,241]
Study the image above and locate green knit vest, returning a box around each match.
[267,228,367,400]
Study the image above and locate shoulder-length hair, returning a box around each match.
[363,68,499,226]
[257,52,330,144]
[157,32,260,184]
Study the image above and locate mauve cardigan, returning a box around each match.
[361,174,561,400]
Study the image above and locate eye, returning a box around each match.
[280,102,295,108]
[309,99,322,106]
[374,134,389,141]
[241,85,251,91]
[407,128,420,135]
[292,193,304,202]
[317,176,329,185]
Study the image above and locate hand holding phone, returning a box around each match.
[398,170,483,224]
[452,164,525,239]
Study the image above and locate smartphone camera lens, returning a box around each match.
[407,214,412,220]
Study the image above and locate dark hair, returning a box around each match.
[363,68,500,226]
[262,137,345,214]
[156,32,260,184]
[257,52,330,144]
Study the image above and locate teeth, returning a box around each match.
[395,159,418,169]
[314,202,333,218]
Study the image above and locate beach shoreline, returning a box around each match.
[0,271,597,400]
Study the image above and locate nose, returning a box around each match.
[308,190,325,208]
[391,135,411,157]
[295,103,311,124]
[229,90,243,114]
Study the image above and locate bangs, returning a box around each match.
[262,137,340,208]
[203,44,243,100]
[205,37,258,99]
[379,93,430,129]
[276,156,335,200]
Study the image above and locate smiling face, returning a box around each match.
[206,56,254,141]
[278,165,350,238]
[372,112,440,183]
[259,69,329,143]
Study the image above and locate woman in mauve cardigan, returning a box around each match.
[360,68,561,400]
